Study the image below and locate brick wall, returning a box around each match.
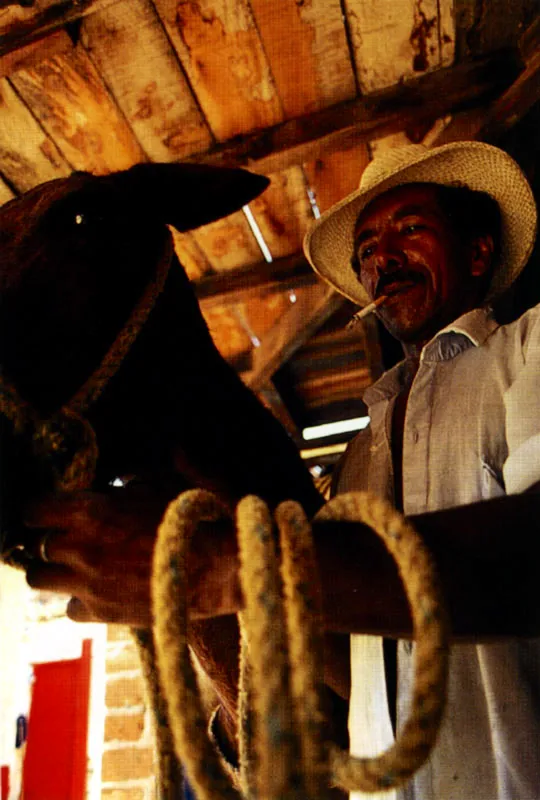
[101,625,157,800]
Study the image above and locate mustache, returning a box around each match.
[375,270,424,298]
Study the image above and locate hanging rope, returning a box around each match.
[151,488,450,798]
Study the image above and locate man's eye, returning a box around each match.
[402,224,422,235]
[359,244,375,261]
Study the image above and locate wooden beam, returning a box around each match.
[0,0,122,58]
[435,15,540,145]
[0,26,70,78]
[194,251,318,309]
[79,0,213,162]
[454,0,538,61]
[0,73,71,191]
[181,50,520,174]
[9,34,145,174]
[243,284,344,391]
[476,21,540,143]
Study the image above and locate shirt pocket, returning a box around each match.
[481,459,506,499]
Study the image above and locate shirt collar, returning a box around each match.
[363,306,499,406]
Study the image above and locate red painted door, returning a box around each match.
[22,639,92,799]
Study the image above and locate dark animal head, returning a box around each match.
[0,163,271,557]
[0,163,268,414]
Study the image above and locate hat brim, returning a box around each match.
[304,141,537,306]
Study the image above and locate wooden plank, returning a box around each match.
[437,15,540,145]
[195,251,318,309]
[0,26,69,78]
[9,31,145,174]
[183,50,520,173]
[433,106,490,145]
[80,0,213,162]
[344,0,454,93]
[248,166,314,260]
[0,0,121,57]
[0,75,70,190]
[249,0,356,118]
[171,229,213,282]
[369,116,450,158]
[152,0,283,141]
[245,2,357,266]
[477,45,540,143]
[294,366,372,408]
[191,209,263,271]
[236,290,295,345]
[303,144,370,214]
[200,304,253,360]
[244,283,344,391]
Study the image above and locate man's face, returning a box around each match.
[353,184,483,345]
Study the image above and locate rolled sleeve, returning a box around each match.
[503,314,540,494]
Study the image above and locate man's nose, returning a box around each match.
[373,233,405,275]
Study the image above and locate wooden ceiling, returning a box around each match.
[1,0,539,464]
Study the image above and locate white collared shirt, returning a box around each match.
[334,304,540,800]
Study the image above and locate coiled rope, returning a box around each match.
[151,488,449,798]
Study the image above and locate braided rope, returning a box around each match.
[235,496,302,800]
[133,629,180,800]
[316,492,450,793]
[68,237,173,415]
[276,500,330,800]
[237,618,257,797]
[151,489,242,800]
[151,487,449,798]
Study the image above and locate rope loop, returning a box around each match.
[151,489,241,800]
[316,491,450,793]
[149,488,449,798]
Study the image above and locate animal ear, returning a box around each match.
[115,163,270,231]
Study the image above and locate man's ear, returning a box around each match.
[469,234,495,277]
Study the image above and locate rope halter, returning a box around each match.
[0,236,174,557]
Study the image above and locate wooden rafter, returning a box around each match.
[195,251,317,309]
[243,284,344,392]
[0,0,122,56]
[179,50,520,174]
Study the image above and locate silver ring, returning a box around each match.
[38,531,53,563]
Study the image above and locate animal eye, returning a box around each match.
[71,209,106,227]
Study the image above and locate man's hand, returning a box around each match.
[22,487,243,627]
[23,488,167,627]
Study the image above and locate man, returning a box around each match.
[303,141,540,799]
[25,142,540,799]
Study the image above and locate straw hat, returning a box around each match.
[304,141,537,306]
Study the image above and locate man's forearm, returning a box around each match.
[314,489,540,640]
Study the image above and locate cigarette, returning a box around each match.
[348,294,388,327]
